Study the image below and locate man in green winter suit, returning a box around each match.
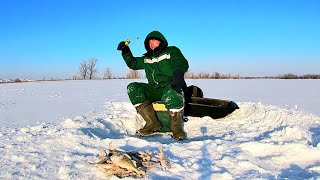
[117,31,189,140]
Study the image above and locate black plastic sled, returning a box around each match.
[184,85,239,119]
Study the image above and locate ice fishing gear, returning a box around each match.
[117,40,130,50]
[117,41,131,54]
[183,85,239,119]
[125,35,141,49]
[125,40,130,46]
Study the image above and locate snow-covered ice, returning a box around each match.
[0,79,320,179]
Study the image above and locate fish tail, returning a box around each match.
[135,169,145,176]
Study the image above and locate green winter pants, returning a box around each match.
[127,82,184,110]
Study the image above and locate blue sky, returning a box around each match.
[0,0,319,79]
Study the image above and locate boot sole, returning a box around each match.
[172,133,186,140]
[136,132,186,141]
[136,126,162,136]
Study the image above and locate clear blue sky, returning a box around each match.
[0,0,319,79]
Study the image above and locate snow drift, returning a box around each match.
[1,80,320,179]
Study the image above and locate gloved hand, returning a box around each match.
[117,41,130,54]
[170,70,185,93]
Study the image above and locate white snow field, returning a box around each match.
[0,79,320,179]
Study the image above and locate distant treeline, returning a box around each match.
[185,71,240,79]
[275,73,320,79]
[2,72,320,84]
[184,72,320,79]
[2,57,319,83]
[64,58,320,80]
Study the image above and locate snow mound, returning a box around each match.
[1,102,320,179]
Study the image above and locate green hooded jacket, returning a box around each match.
[122,31,189,88]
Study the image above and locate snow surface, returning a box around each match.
[1,79,320,179]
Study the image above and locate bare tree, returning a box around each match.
[199,72,210,79]
[234,74,240,79]
[303,74,320,79]
[104,67,113,79]
[185,70,195,79]
[212,72,220,79]
[87,58,98,80]
[278,73,299,79]
[79,61,88,79]
[126,70,141,79]
[71,75,79,80]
